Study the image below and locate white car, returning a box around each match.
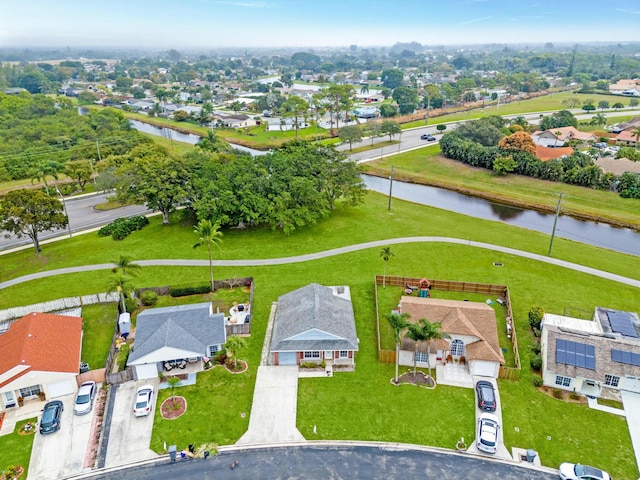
[558,463,611,480]
[73,381,96,415]
[476,412,500,454]
[133,385,155,417]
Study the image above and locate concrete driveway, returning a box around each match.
[104,379,158,468]
[28,394,95,480]
[237,366,305,444]
[467,376,511,460]
[621,390,640,474]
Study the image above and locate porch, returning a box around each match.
[0,397,47,436]
[435,363,474,389]
[161,358,206,376]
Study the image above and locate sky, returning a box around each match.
[0,0,638,49]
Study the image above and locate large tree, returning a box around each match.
[193,219,224,292]
[281,95,309,139]
[540,110,578,131]
[406,320,430,379]
[381,69,404,89]
[0,189,68,253]
[338,125,363,151]
[380,120,402,141]
[385,312,410,384]
[392,86,418,115]
[498,131,536,155]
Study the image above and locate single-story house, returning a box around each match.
[269,283,359,369]
[541,308,640,397]
[595,157,640,176]
[127,302,226,380]
[267,118,309,132]
[215,114,256,128]
[531,127,596,148]
[535,145,574,162]
[616,129,639,146]
[0,312,83,411]
[398,297,505,378]
[609,79,640,95]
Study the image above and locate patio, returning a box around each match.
[225,302,251,325]
[161,358,205,376]
[435,363,473,388]
[0,398,47,436]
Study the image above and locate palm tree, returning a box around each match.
[385,312,410,384]
[422,320,450,381]
[29,160,62,195]
[107,273,135,313]
[360,84,369,96]
[224,335,246,369]
[112,254,141,277]
[379,246,394,287]
[165,376,182,406]
[406,319,431,379]
[193,219,223,292]
[634,126,640,151]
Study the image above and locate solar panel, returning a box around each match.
[607,311,638,338]
[612,349,640,366]
[556,339,596,370]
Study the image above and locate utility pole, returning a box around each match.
[388,165,394,211]
[95,139,102,162]
[56,187,72,238]
[548,193,563,257]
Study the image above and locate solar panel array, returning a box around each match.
[556,339,596,370]
[611,349,640,366]
[607,311,638,338]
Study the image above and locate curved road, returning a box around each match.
[2,236,639,290]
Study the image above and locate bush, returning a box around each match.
[170,284,212,297]
[124,297,138,313]
[552,388,564,399]
[569,392,581,401]
[530,342,541,355]
[532,375,543,387]
[528,305,544,335]
[300,362,318,368]
[140,290,158,306]
[116,343,130,371]
[98,216,149,240]
[530,355,543,371]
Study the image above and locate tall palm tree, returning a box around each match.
[379,246,394,287]
[422,319,450,381]
[112,254,141,277]
[406,319,430,379]
[385,312,410,384]
[193,219,223,292]
[107,273,135,313]
[29,160,62,195]
[360,84,369,96]
[634,126,640,151]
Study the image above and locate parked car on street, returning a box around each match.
[74,381,96,415]
[40,400,64,434]
[476,412,500,454]
[558,463,611,480]
[421,134,436,141]
[475,380,497,412]
[133,385,155,417]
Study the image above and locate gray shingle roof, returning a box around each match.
[270,283,358,352]
[128,303,225,364]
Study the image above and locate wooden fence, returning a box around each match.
[226,323,251,336]
[77,368,106,386]
[105,368,134,385]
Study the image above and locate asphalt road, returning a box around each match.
[85,444,558,480]
[0,193,150,251]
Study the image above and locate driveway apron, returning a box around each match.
[237,366,305,444]
[621,390,640,474]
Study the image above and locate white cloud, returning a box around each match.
[454,16,492,27]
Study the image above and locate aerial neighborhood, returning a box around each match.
[0,21,640,480]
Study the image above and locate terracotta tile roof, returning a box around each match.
[535,145,574,161]
[533,127,595,142]
[399,297,504,364]
[617,130,639,143]
[0,313,82,387]
[595,157,640,175]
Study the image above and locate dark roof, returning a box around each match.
[270,283,358,352]
[128,303,225,364]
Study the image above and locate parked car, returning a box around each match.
[421,134,436,141]
[558,463,611,480]
[476,412,500,454]
[594,142,608,149]
[74,381,96,415]
[133,385,155,417]
[475,380,497,412]
[40,400,64,434]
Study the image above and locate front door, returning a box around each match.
[3,391,16,408]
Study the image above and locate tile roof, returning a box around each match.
[595,157,640,175]
[0,313,83,387]
[399,297,504,364]
[616,130,639,143]
[535,145,574,161]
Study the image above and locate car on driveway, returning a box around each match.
[475,380,496,411]
[476,412,500,454]
[420,134,436,141]
[133,385,155,417]
[74,381,97,415]
[40,400,64,434]
[558,463,610,480]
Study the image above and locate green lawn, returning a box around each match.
[81,303,118,370]
[0,418,37,478]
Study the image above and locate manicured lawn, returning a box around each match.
[0,418,37,478]
[81,303,118,370]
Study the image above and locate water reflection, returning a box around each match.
[489,203,525,221]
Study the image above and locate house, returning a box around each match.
[0,313,83,411]
[595,157,640,176]
[267,118,309,132]
[269,283,358,369]
[531,127,596,148]
[616,129,639,146]
[127,303,226,380]
[609,79,640,96]
[398,297,505,378]
[214,114,256,128]
[535,145,574,162]
[540,308,640,398]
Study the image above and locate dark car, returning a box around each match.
[476,380,496,411]
[40,400,64,434]
[421,134,436,141]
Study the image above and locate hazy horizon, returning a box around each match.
[1,0,639,49]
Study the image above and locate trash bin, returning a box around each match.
[525,449,537,463]
[79,363,90,374]
[168,445,177,462]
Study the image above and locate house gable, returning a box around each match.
[285,328,343,342]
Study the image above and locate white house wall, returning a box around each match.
[0,370,78,402]
[128,346,203,366]
[398,350,437,368]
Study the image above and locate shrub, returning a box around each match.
[170,284,212,297]
[552,388,564,399]
[116,343,130,371]
[569,392,581,401]
[528,305,544,335]
[320,360,326,369]
[140,290,158,306]
[532,375,543,387]
[300,362,318,368]
[124,297,138,313]
[530,355,543,371]
[530,342,541,355]
[216,350,228,365]
[98,216,149,240]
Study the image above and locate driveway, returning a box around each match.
[237,366,305,444]
[621,390,640,474]
[104,379,158,467]
[28,394,95,480]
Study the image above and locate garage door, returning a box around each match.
[48,379,74,398]
[135,363,159,380]
[278,352,297,366]
[622,376,640,393]
[471,360,496,378]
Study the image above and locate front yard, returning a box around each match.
[0,418,37,478]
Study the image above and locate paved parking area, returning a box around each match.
[237,366,305,444]
[28,394,94,480]
[467,376,511,460]
[104,379,158,467]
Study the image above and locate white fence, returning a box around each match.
[0,292,119,323]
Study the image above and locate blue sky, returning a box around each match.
[0,0,638,48]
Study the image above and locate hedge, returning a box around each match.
[169,284,212,297]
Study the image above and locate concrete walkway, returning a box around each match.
[2,237,640,290]
[621,390,640,474]
[586,396,626,416]
[237,366,305,445]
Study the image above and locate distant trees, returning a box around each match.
[392,86,418,115]
[539,110,578,130]
[281,95,309,139]
[598,100,610,111]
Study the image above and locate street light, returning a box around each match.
[56,187,72,238]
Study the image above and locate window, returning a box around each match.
[208,345,219,357]
[304,351,320,359]
[19,385,41,398]
[450,339,465,357]
[339,351,349,358]
[554,375,571,387]
[415,352,428,363]
[605,374,620,388]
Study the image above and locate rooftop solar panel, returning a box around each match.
[556,339,596,370]
[607,311,638,338]
[612,349,640,366]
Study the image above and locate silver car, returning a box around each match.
[133,385,155,417]
[476,412,500,454]
[73,381,97,415]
